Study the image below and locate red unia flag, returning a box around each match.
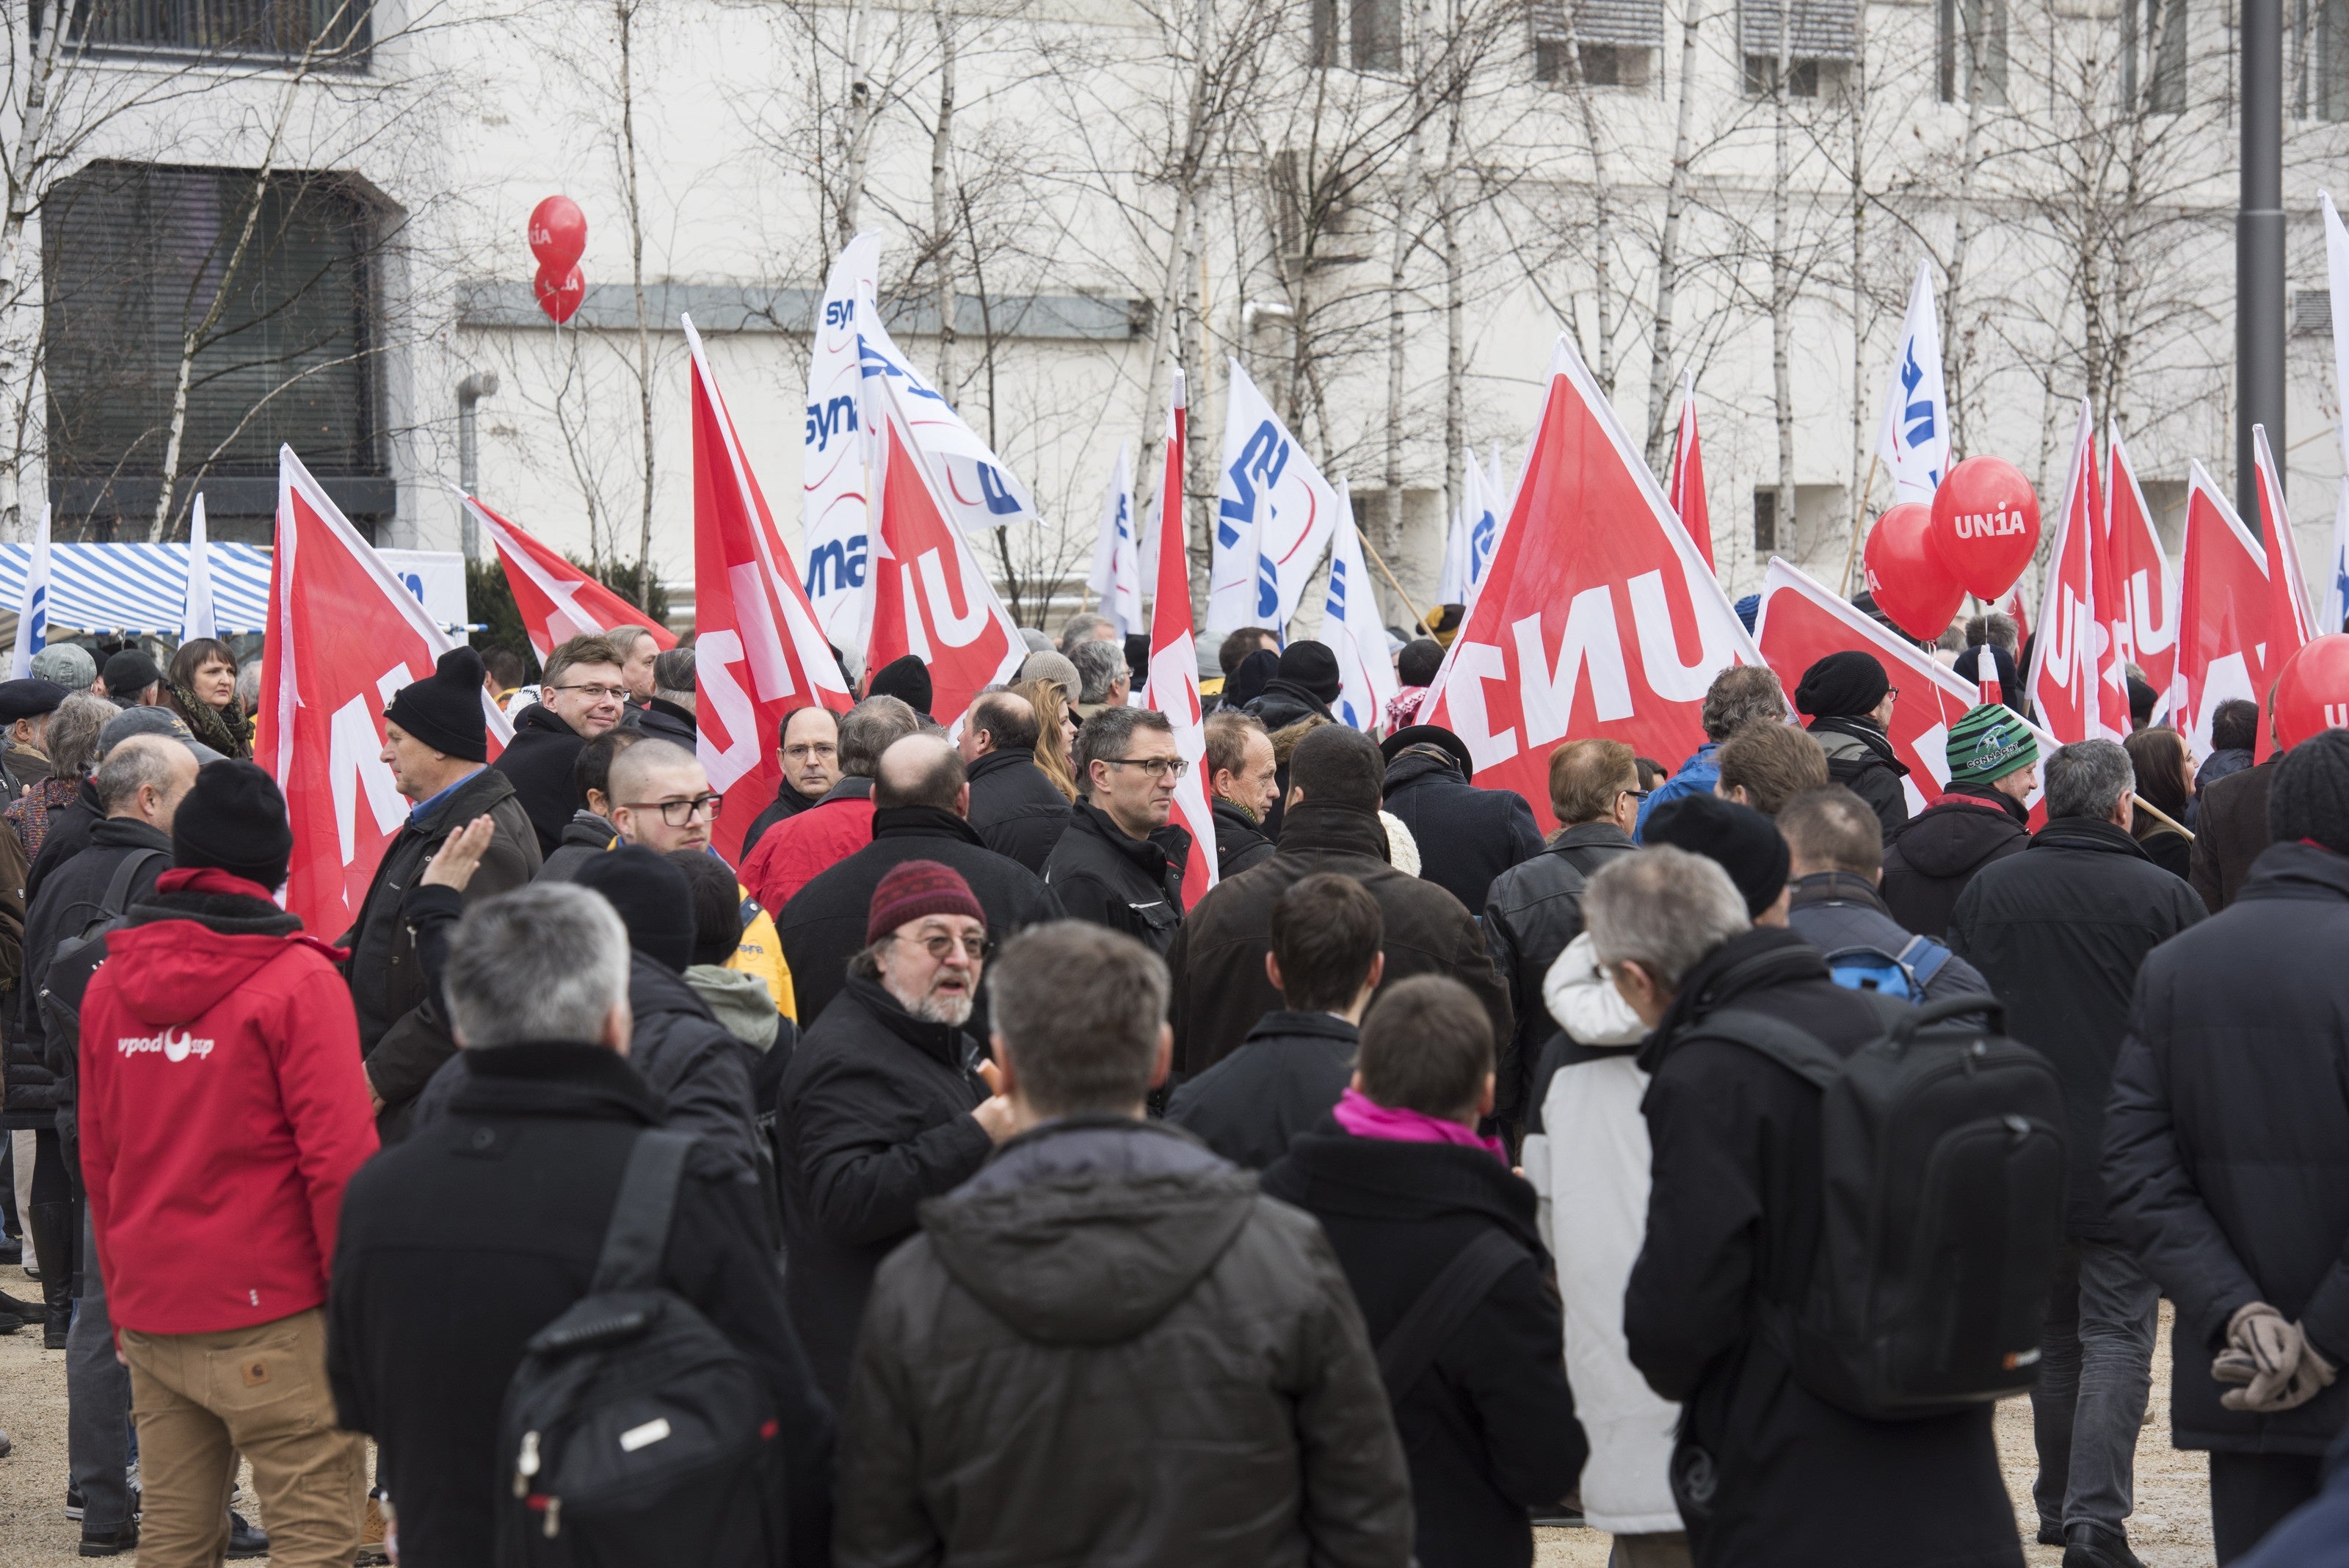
[1754,556,2053,820]
[863,370,1025,727]
[465,490,676,664]
[2253,424,2316,759]
[1138,368,1220,909]
[1668,371,1714,571]
[2174,460,2272,758]
[258,446,514,939]
[2105,431,2176,723]
[1419,335,1756,833]
[2026,400,2120,743]
[686,315,854,860]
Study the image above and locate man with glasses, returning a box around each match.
[774,859,1015,1405]
[739,706,843,859]
[493,634,631,856]
[602,738,794,1021]
[1042,705,1191,957]
[780,734,1060,1028]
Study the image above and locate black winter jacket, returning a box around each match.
[1624,929,2021,1568]
[2189,757,2277,914]
[1382,748,1542,914]
[639,696,696,747]
[327,1042,834,1568]
[1167,802,1511,1079]
[2106,840,2349,1455]
[1040,799,1188,957]
[1880,786,2031,937]
[835,1117,1412,1568]
[1785,871,1990,1009]
[1263,1125,1586,1568]
[1807,715,1912,839]
[1947,818,2204,1241]
[341,765,541,1141]
[777,805,1061,1030]
[489,702,591,856]
[1211,796,1277,878]
[963,747,1071,874]
[774,971,993,1407]
[1165,1010,1357,1169]
[7,817,170,1128]
[1481,821,1636,1122]
[1244,678,1335,733]
[741,780,824,863]
[534,809,617,882]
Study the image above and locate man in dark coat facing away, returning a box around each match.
[327,882,834,1568]
[2106,729,2349,1561]
[956,689,1070,874]
[1947,739,2205,1567]
[834,919,1412,1568]
[1881,702,2038,937]
[1608,847,2022,1568]
[774,860,1017,1406]
[1263,974,1587,1568]
[1793,650,1913,840]
[1167,872,1383,1168]
[1381,723,1542,913]
[2190,700,2281,913]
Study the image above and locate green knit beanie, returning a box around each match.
[1945,703,2038,788]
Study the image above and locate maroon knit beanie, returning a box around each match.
[866,859,985,945]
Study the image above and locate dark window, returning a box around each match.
[1312,0,1401,69]
[1754,488,1778,552]
[2315,0,2348,117]
[1738,0,1854,98]
[2124,0,2188,109]
[1744,53,1821,94]
[43,161,388,540]
[1536,40,1652,84]
[48,0,371,62]
[1938,0,2010,104]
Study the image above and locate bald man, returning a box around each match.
[777,733,1064,1028]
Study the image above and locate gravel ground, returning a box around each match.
[0,1269,2214,1567]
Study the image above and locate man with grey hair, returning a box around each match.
[835,920,1412,1568]
[1947,738,2204,1567]
[1058,610,1119,657]
[638,645,697,746]
[1619,845,2020,1566]
[1067,634,1129,719]
[603,623,662,706]
[329,881,833,1568]
[743,694,920,912]
[1043,704,1189,956]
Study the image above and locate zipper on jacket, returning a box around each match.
[512,1431,540,1497]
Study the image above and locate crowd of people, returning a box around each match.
[1,606,2346,1568]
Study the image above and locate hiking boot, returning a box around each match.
[0,1287,41,1321]
[225,1510,268,1559]
[77,1520,137,1558]
[2062,1522,2146,1568]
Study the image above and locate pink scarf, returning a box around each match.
[1332,1087,1506,1161]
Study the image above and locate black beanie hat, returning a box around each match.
[1277,640,1344,704]
[574,846,696,973]
[101,648,164,701]
[1793,650,1892,719]
[1227,647,1279,711]
[1952,643,2021,710]
[384,647,489,763]
[1643,793,1790,917]
[868,654,933,716]
[172,761,295,891]
[2269,727,2349,854]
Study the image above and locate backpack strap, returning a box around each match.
[1376,1229,1526,1398]
[1677,1006,1846,1092]
[591,1129,697,1293]
[1898,935,1953,987]
[98,848,166,921]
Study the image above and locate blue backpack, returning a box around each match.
[1823,935,1951,1001]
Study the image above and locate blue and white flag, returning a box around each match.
[1208,360,1341,637]
[1437,447,1503,607]
[1870,259,1951,507]
[2323,477,2349,639]
[802,233,881,657]
[1086,443,1143,640]
[2323,192,2349,484]
[9,504,51,678]
[855,284,1039,537]
[181,492,216,642]
[1325,482,1399,730]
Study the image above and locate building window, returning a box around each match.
[1938,0,2011,104]
[1313,0,1402,70]
[1536,40,1657,85]
[2124,0,2188,110]
[48,0,372,63]
[43,161,388,540]
[2314,0,2349,117]
[1533,0,1663,86]
[1754,489,1778,553]
[1738,0,1856,100]
[1744,54,1823,95]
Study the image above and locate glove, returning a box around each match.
[2214,1303,2304,1412]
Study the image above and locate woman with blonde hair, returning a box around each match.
[1012,677,1080,802]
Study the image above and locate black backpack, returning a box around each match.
[36,846,167,1067]
[1684,992,2066,1419]
[498,1130,787,1567]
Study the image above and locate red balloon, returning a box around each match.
[1864,502,1967,641]
[1929,456,2041,600]
[529,195,587,273]
[534,263,585,324]
[2272,633,2349,750]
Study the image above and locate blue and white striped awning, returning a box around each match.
[0,542,275,635]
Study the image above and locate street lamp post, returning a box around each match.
[2240,0,2285,526]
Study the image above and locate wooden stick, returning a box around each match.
[2132,794,2193,841]
[1839,451,1883,598]
[1356,525,1432,637]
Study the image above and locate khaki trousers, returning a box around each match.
[120,1307,365,1568]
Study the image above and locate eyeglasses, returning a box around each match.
[895,930,992,962]
[551,683,629,703]
[622,794,724,826]
[1619,788,1652,802]
[1103,755,1189,780]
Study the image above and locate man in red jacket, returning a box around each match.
[79,761,378,1568]
[741,694,917,912]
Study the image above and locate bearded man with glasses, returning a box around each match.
[774,859,1017,1406]
[493,633,631,856]
[1042,705,1193,957]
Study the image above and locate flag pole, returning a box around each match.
[1354,526,1431,637]
[2132,794,2194,841]
[1839,451,1882,598]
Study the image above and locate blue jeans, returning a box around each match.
[2030,1238,2160,1533]
[67,1205,134,1533]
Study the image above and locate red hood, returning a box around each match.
[101,921,342,1027]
